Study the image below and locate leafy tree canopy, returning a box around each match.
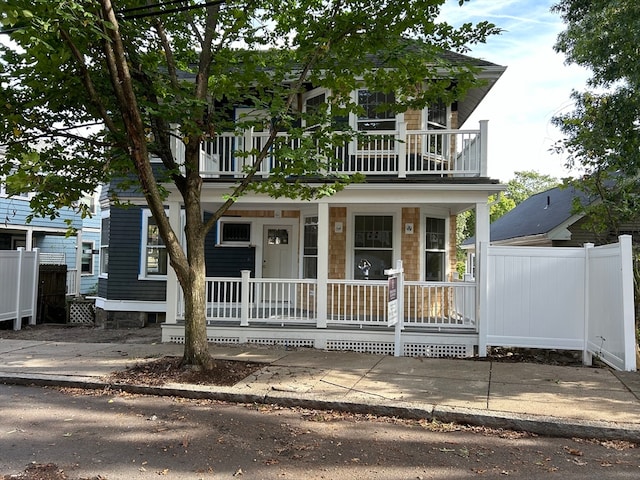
[0,0,500,367]
[552,0,640,236]
[457,170,559,242]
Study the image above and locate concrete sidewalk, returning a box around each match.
[0,338,639,441]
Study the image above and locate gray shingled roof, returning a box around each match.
[463,185,594,245]
[175,43,505,126]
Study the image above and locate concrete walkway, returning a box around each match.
[1,338,639,441]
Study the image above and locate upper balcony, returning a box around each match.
[171,120,488,180]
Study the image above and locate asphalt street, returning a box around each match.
[2,383,640,480]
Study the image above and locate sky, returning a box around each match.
[439,0,591,182]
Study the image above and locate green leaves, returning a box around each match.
[552,0,640,239]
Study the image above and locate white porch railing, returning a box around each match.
[176,121,487,179]
[404,281,476,328]
[176,275,476,330]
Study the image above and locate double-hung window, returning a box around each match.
[354,215,393,280]
[425,217,446,281]
[425,100,449,157]
[357,90,396,131]
[302,216,318,279]
[81,241,94,275]
[99,245,109,277]
[141,211,168,277]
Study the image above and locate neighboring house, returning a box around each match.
[96,50,506,357]
[0,176,102,296]
[464,184,640,248]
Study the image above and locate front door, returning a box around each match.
[262,226,294,279]
[262,226,295,303]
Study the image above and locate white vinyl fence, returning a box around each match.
[0,248,39,330]
[481,236,636,371]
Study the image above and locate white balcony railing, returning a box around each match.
[176,274,476,330]
[171,121,488,179]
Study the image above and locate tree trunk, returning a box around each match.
[180,213,214,370]
[177,147,215,369]
[182,265,213,369]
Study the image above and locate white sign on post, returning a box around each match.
[388,276,398,326]
[384,260,404,356]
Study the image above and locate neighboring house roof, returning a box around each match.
[463,185,593,246]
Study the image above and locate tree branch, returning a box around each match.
[58,28,121,141]
[99,0,188,280]
[203,42,329,235]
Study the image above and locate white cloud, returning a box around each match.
[440,0,591,182]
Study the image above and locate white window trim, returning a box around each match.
[99,245,109,278]
[301,87,329,129]
[138,208,186,280]
[422,213,449,282]
[139,209,169,281]
[347,208,401,280]
[354,88,399,132]
[81,241,95,276]
[422,101,451,131]
[0,179,34,200]
[300,214,319,279]
[216,219,253,246]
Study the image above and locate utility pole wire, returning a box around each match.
[0,0,228,33]
[119,0,226,20]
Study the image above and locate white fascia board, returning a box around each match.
[492,235,551,247]
[0,224,69,235]
[93,297,167,312]
[547,213,585,241]
[193,183,506,205]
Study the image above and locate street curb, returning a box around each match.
[2,372,639,442]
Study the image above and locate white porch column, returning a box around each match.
[475,201,490,357]
[397,121,407,179]
[316,202,329,329]
[165,201,181,324]
[479,120,489,177]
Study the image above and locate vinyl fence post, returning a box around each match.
[14,248,24,331]
[619,235,636,371]
[582,242,594,366]
[29,248,40,326]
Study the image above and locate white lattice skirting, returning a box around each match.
[68,300,95,324]
[162,324,476,358]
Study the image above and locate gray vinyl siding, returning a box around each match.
[204,215,256,277]
[102,206,166,301]
[100,209,258,303]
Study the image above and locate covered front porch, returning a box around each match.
[161,184,495,357]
